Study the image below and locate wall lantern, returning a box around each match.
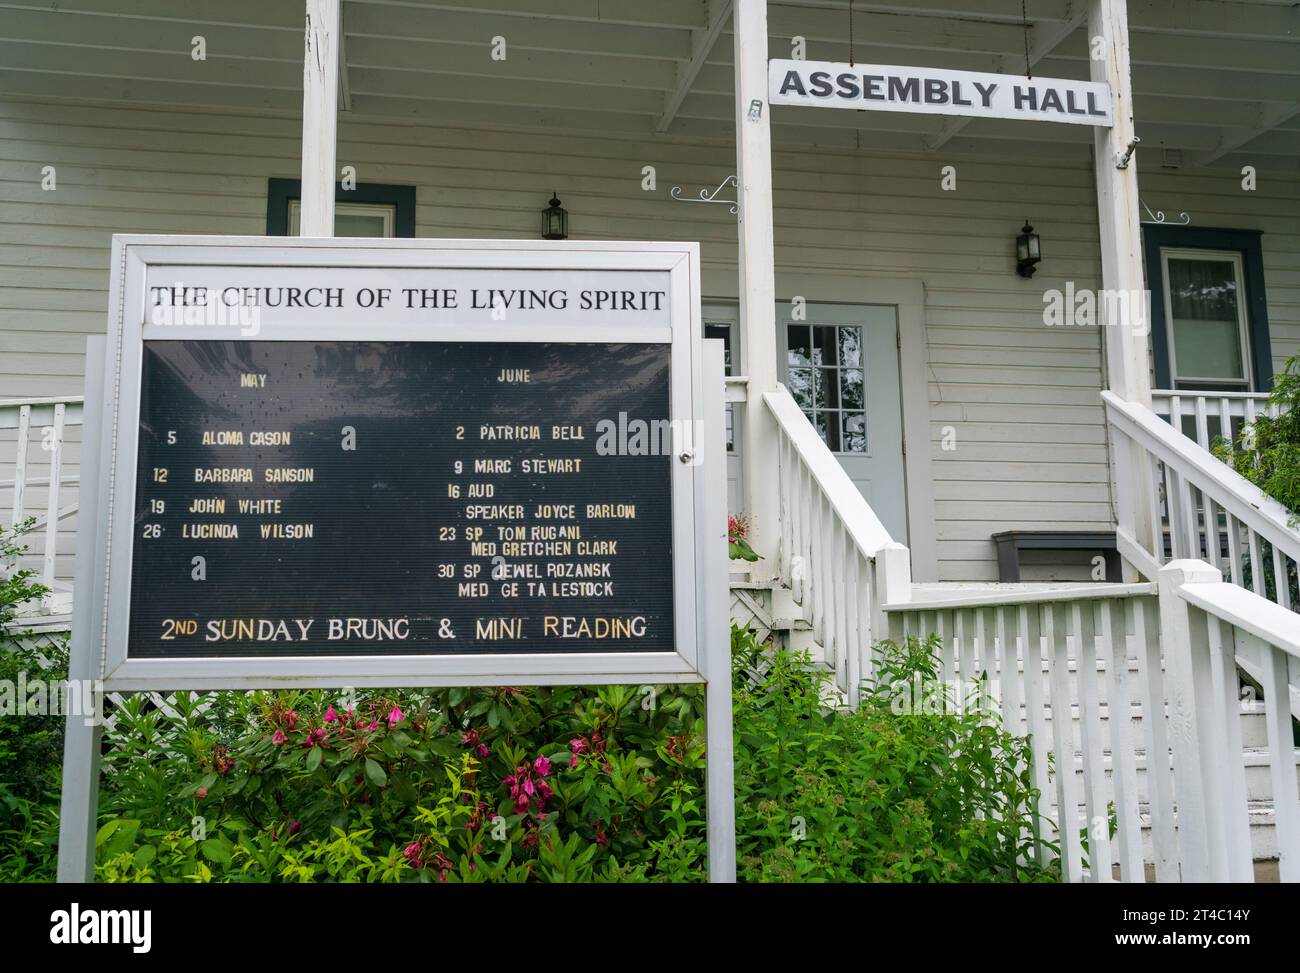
[1015,221,1042,278]
[541,192,568,240]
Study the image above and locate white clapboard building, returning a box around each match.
[0,1,1297,882]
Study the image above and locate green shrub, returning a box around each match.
[1,620,1057,882]
[0,520,69,881]
[1214,353,1300,522]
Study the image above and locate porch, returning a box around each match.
[0,0,1297,883]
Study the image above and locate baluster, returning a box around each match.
[818,493,833,650]
[1259,640,1300,882]
[1046,602,1085,881]
[42,402,65,589]
[1194,396,1209,453]
[953,609,968,691]
[845,549,861,706]
[1101,600,1145,881]
[1204,613,1252,881]
[1162,463,1183,558]
[831,523,847,691]
[777,434,792,581]
[1072,600,1112,881]
[1018,603,1052,868]
[11,403,30,527]
[1272,546,1292,611]
[1247,529,1266,598]
[1217,397,1232,449]
[1131,597,1176,881]
[1146,453,1165,561]
[1225,513,1245,588]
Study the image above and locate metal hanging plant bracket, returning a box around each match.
[670,175,739,215]
[1140,198,1191,225]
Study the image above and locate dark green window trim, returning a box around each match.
[265,178,416,237]
[1143,224,1273,392]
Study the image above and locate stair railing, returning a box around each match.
[763,385,908,705]
[1104,391,1299,613]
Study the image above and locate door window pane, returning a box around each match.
[1163,251,1249,387]
[288,201,396,238]
[788,322,867,453]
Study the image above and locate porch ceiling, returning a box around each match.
[0,0,1296,168]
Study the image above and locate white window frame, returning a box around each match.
[287,200,397,238]
[1160,247,1253,390]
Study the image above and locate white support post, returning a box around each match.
[733,0,779,581]
[299,0,340,238]
[56,336,106,883]
[1089,0,1157,579]
[873,541,912,645]
[701,338,736,883]
[1158,560,1249,882]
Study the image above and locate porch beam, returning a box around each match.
[733,0,779,582]
[299,0,339,237]
[1192,101,1300,167]
[1090,0,1155,582]
[925,1,1087,151]
[656,0,732,134]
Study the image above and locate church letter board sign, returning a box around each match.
[92,239,706,689]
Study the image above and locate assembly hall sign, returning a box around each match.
[769,60,1113,127]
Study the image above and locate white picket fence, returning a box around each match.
[1,396,83,622]
[762,380,1299,882]
[880,568,1299,882]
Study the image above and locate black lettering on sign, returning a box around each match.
[128,340,675,658]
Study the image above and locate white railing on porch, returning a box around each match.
[882,564,1300,882]
[1105,391,1299,617]
[1,395,83,623]
[765,385,905,707]
[1151,389,1276,455]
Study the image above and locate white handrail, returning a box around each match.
[1104,390,1299,562]
[1178,579,1300,659]
[763,386,894,558]
[883,581,1156,613]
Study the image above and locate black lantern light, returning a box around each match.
[541,192,568,240]
[1015,220,1042,278]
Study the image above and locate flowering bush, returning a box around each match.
[1,622,1055,882]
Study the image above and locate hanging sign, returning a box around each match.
[769,59,1113,127]
[83,237,722,690]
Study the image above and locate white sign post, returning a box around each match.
[769,59,1112,127]
[57,236,735,883]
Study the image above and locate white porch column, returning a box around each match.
[733,0,779,580]
[1089,0,1156,579]
[299,0,340,237]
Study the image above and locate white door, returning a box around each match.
[777,303,908,542]
[703,305,743,515]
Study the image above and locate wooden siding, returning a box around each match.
[1,98,1296,581]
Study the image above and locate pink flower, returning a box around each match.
[568,754,578,769]
[367,720,378,731]
[387,706,403,727]
[195,786,208,799]
[323,705,340,723]
[534,755,551,777]
[403,842,422,866]
[288,820,302,836]
[272,729,288,745]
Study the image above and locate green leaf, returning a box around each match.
[306,746,323,772]
[201,837,232,864]
[364,758,388,788]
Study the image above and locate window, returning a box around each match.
[266,178,416,238]
[288,200,395,238]
[1144,226,1273,392]
[1161,249,1250,391]
[786,323,866,453]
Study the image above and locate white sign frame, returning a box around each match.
[88,236,713,691]
[61,235,734,884]
[769,59,1113,127]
